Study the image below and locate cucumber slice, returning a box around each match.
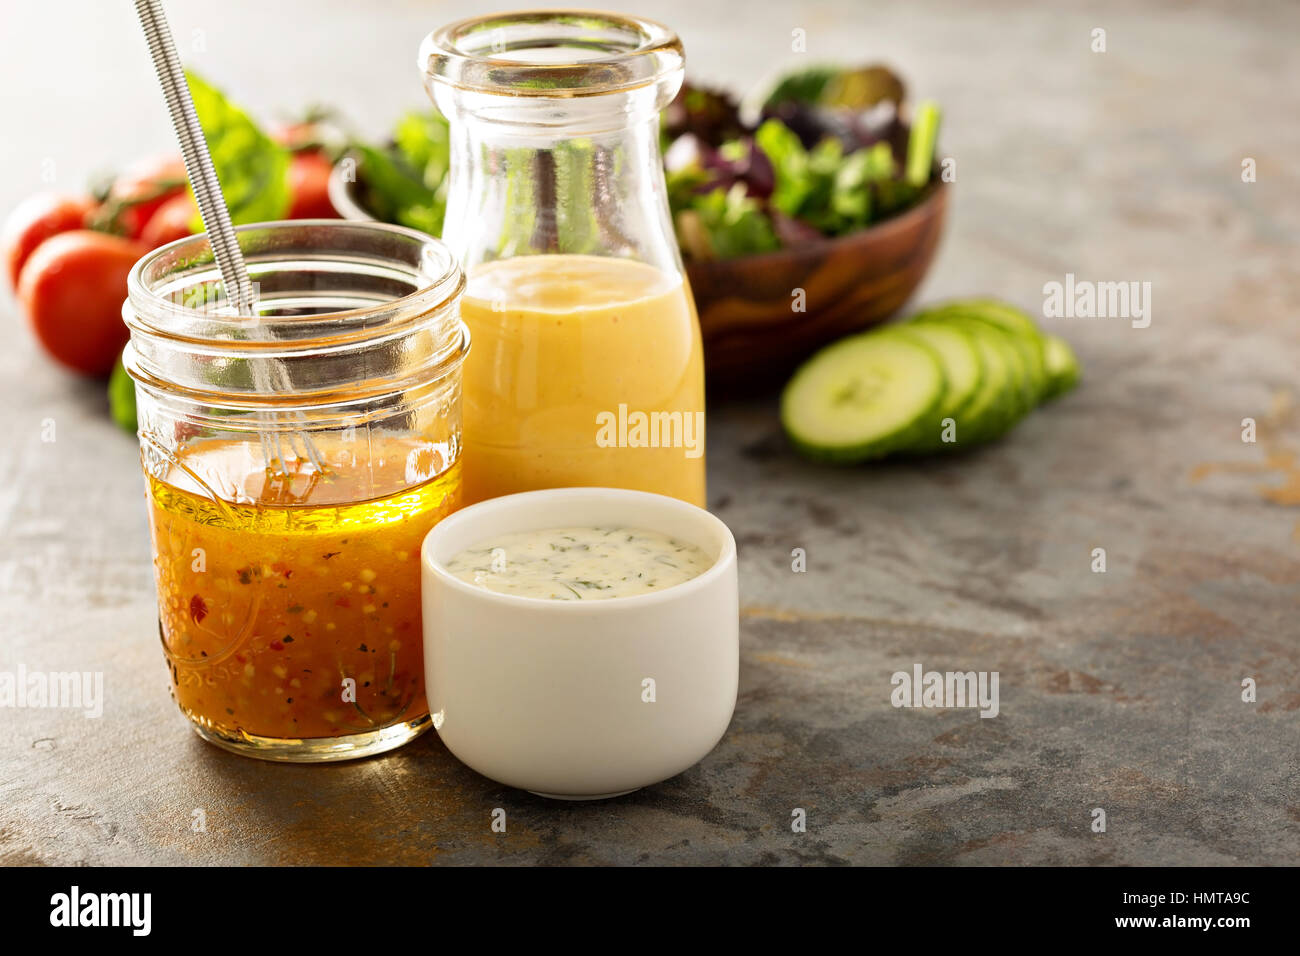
[915,316,1021,444]
[920,300,1049,404]
[941,298,1042,340]
[1042,334,1081,399]
[781,330,946,462]
[976,318,1038,413]
[958,331,1019,442]
[932,313,1033,414]
[898,323,981,418]
[895,322,982,450]
[966,311,1047,404]
[980,330,1033,434]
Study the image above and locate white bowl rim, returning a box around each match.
[421,487,737,614]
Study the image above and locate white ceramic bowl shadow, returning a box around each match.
[421,487,739,800]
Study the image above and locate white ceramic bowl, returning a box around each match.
[421,488,739,799]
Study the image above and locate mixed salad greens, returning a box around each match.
[349,64,941,262]
[349,110,450,238]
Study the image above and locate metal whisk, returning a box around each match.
[134,0,324,478]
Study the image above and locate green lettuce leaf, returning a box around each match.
[108,353,137,435]
[756,119,813,217]
[352,142,443,236]
[185,71,290,224]
[675,183,779,260]
[394,110,450,188]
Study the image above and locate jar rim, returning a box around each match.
[122,219,469,411]
[125,219,464,345]
[420,9,683,98]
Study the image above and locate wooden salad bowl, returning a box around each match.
[687,179,948,393]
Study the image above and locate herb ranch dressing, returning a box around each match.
[444,526,714,600]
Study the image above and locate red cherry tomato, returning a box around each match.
[287,151,339,219]
[93,154,189,240]
[1,193,97,290]
[140,192,199,248]
[17,230,147,378]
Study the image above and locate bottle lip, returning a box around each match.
[420,9,684,98]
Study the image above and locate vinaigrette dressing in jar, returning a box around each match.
[147,441,459,743]
[124,221,468,761]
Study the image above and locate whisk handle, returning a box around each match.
[133,0,257,313]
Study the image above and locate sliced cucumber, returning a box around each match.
[782,299,1080,463]
[922,300,1049,404]
[957,329,1019,443]
[895,322,982,450]
[940,298,1042,340]
[978,318,1038,414]
[930,314,1029,411]
[781,330,946,462]
[898,322,981,417]
[967,310,1047,404]
[1042,334,1081,399]
[915,316,1024,447]
[983,330,1034,435]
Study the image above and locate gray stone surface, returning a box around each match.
[1,0,1297,865]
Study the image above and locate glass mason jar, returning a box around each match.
[123,221,468,762]
[420,11,706,507]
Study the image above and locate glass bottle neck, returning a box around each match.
[437,99,683,278]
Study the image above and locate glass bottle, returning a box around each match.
[123,221,468,761]
[420,11,706,507]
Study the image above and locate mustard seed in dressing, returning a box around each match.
[444,526,713,600]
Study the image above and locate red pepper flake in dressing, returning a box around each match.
[189,595,209,624]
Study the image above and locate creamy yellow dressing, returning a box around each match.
[457,255,706,507]
[444,525,713,600]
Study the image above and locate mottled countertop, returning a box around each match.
[1,0,1297,865]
